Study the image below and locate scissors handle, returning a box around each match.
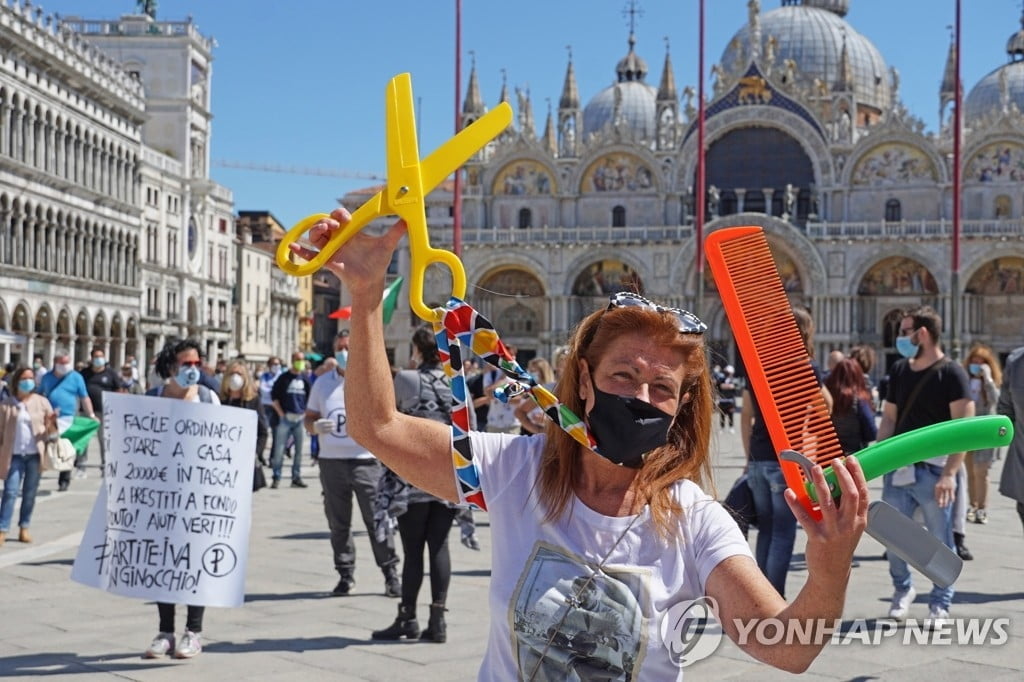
[408,240,466,322]
[276,192,385,276]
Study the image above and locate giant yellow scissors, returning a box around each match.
[277,73,512,322]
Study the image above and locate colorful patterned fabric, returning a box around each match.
[433,297,596,510]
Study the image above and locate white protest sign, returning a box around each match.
[72,392,256,607]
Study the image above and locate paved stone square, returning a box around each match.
[0,429,1021,680]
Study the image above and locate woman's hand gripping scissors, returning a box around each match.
[277,73,512,322]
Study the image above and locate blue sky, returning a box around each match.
[40,1,1022,229]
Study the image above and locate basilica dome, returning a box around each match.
[964,15,1024,121]
[582,35,658,140]
[720,0,891,113]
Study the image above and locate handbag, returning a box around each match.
[724,472,758,538]
[46,437,77,472]
[252,462,267,492]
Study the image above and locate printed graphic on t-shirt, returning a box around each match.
[322,407,348,439]
[511,542,647,681]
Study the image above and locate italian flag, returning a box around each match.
[328,276,404,324]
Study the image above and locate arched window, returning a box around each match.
[612,205,626,227]
[885,199,901,222]
[995,195,1011,219]
[518,207,532,229]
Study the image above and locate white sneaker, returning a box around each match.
[173,630,202,659]
[144,632,175,658]
[888,586,917,619]
[966,506,976,523]
[925,605,950,629]
[975,508,988,524]
[74,468,88,480]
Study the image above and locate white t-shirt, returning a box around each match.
[306,370,374,460]
[467,431,752,681]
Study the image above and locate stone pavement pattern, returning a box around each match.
[0,429,1021,680]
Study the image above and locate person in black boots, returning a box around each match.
[372,327,457,643]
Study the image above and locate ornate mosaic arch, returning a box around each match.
[492,160,555,196]
[580,153,656,193]
[850,143,937,186]
[965,256,1024,295]
[857,256,938,295]
[572,259,644,297]
[965,142,1024,183]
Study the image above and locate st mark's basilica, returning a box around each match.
[345,0,1024,376]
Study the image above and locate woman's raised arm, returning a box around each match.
[290,209,458,502]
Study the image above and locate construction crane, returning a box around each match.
[212,160,384,181]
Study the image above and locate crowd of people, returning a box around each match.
[734,303,1024,629]
[2,236,1024,672]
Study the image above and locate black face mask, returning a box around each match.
[586,386,675,468]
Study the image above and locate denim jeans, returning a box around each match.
[271,416,304,481]
[0,453,42,531]
[882,463,955,610]
[747,460,797,597]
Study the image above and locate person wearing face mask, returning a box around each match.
[877,306,972,626]
[142,339,220,659]
[304,329,401,598]
[218,360,269,493]
[0,365,57,544]
[119,364,145,395]
[270,351,312,488]
[79,348,125,471]
[292,208,869,677]
[32,354,47,383]
[38,350,99,490]
[257,357,283,467]
[961,343,1001,525]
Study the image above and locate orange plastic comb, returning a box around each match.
[705,225,845,519]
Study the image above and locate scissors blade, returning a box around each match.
[418,102,513,193]
[385,73,423,201]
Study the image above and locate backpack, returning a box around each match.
[405,368,452,425]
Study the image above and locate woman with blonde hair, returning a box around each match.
[219,360,269,492]
[963,343,1002,523]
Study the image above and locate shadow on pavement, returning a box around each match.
[244,591,334,602]
[271,531,330,541]
[25,558,75,568]
[450,568,492,578]
[950,590,1024,605]
[0,652,170,677]
[203,635,375,653]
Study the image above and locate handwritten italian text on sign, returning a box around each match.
[72,393,256,607]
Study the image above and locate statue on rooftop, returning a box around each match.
[136,0,157,19]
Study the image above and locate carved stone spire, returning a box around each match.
[657,37,677,102]
[542,99,557,156]
[462,51,484,117]
[559,46,580,110]
[939,27,957,127]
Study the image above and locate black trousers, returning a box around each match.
[157,603,204,633]
[397,501,457,608]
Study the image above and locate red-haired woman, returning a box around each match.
[825,358,878,455]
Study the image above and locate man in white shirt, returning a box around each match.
[305,330,401,598]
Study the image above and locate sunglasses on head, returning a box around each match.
[606,292,707,335]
